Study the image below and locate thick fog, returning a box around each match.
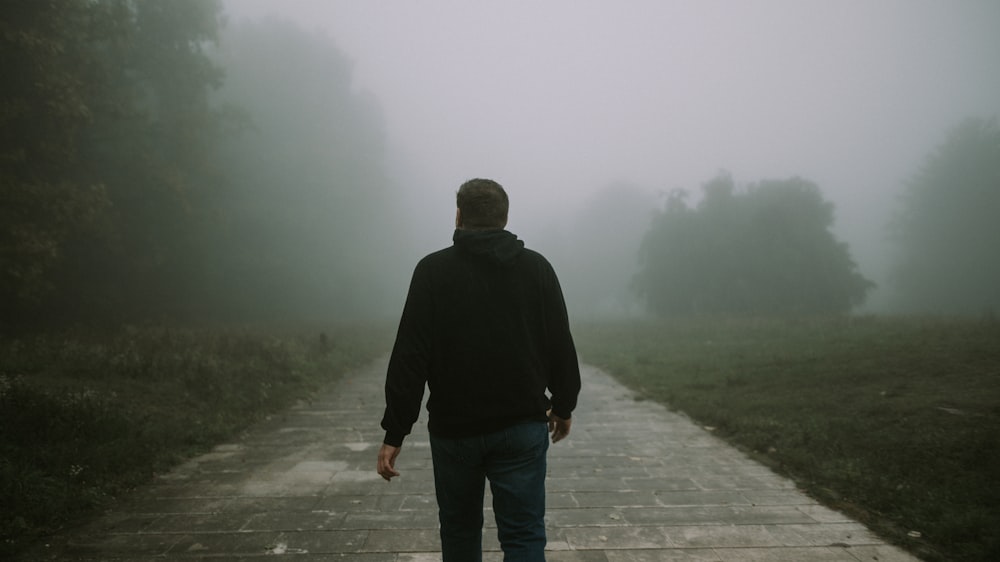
[223,0,1000,317]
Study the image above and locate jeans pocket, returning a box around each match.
[504,422,549,457]
[431,433,484,467]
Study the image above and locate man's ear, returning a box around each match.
[455,208,463,228]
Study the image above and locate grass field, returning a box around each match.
[572,315,1000,562]
[4,317,996,560]
[0,324,393,558]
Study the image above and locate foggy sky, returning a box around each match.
[222,0,1000,310]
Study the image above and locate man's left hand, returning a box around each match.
[377,444,401,481]
[548,413,572,443]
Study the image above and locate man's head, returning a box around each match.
[455,178,508,230]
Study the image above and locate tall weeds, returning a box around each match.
[0,325,391,556]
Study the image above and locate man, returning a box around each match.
[377,178,581,561]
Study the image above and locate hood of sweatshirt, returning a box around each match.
[453,228,524,267]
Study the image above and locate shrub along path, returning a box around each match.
[21,359,919,561]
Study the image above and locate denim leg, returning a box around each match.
[430,433,487,562]
[485,422,549,561]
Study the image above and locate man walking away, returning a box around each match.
[377,178,581,561]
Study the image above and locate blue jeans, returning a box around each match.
[429,422,549,561]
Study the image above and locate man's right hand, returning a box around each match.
[377,444,401,481]
[548,413,572,443]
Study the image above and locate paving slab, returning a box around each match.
[20,359,920,561]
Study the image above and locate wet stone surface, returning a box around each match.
[21,359,919,561]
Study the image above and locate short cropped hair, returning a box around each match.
[456,178,509,229]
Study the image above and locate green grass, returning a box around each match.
[573,315,1000,562]
[0,324,393,558]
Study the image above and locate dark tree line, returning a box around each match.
[5,3,995,327]
[634,174,873,316]
[3,0,227,326]
[1,1,403,330]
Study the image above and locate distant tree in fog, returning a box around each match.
[634,174,872,316]
[209,18,403,320]
[889,117,1000,315]
[560,183,658,317]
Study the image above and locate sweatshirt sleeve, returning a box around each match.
[543,261,581,420]
[380,263,432,447]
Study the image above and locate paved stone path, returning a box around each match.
[25,359,920,561]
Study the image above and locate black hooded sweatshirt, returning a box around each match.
[380,228,581,447]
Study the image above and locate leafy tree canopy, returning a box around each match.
[635,174,872,316]
[0,0,118,309]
